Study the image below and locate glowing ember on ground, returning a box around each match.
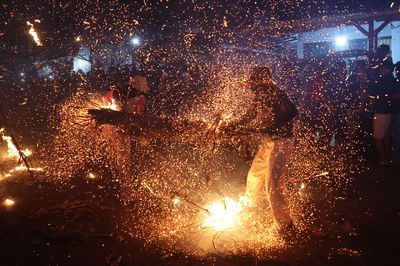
[26,21,43,46]
[3,198,15,207]
[202,197,246,231]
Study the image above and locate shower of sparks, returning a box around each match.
[1,0,374,260]
[26,21,43,46]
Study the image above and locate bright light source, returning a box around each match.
[130,37,140,46]
[335,36,348,47]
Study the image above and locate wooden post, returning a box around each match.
[368,20,375,51]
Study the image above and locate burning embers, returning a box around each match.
[0,128,43,180]
[26,21,43,46]
[1,129,32,160]
[2,198,16,208]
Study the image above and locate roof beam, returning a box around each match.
[351,22,369,36]
[374,19,392,35]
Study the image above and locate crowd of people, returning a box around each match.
[1,44,399,167]
[282,44,400,167]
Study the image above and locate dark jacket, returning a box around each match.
[246,83,298,138]
[368,75,400,114]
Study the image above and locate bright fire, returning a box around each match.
[0,128,43,180]
[3,198,15,207]
[1,128,32,160]
[100,98,120,111]
[202,196,246,231]
[26,21,43,46]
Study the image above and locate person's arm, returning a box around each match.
[221,103,257,133]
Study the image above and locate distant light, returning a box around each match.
[130,37,140,46]
[335,36,348,47]
[20,72,25,76]
[75,36,81,42]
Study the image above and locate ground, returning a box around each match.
[0,164,399,266]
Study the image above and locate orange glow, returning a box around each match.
[1,128,32,160]
[202,196,246,231]
[26,21,43,46]
[3,198,15,207]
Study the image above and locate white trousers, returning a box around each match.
[246,136,294,228]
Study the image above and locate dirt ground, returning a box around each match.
[0,164,399,266]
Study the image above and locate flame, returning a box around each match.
[100,98,120,111]
[3,198,15,207]
[202,196,246,231]
[0,166,43,181]
[26,21,43,46]
[1,128,32,160]
[0,128,43,180]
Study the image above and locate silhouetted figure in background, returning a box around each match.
[368,60,399,166]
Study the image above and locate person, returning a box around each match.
[224,66,298,238]
[392,62,400,165]
[125,74,150,115]
[347,60,373,160]
[325,60,348,147]
[368,60,399,166]
[369,44,391,80]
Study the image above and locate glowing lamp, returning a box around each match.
[335,36,348,47]
[130,37,141,46]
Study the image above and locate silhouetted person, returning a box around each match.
[368,60,399,165]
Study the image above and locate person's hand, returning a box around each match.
[218,123,241,138]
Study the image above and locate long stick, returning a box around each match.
[142,181,209,213]
[10,134,35,179]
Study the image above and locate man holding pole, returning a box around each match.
[223,66,298,238]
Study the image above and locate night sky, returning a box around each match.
[0,0,397,51]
